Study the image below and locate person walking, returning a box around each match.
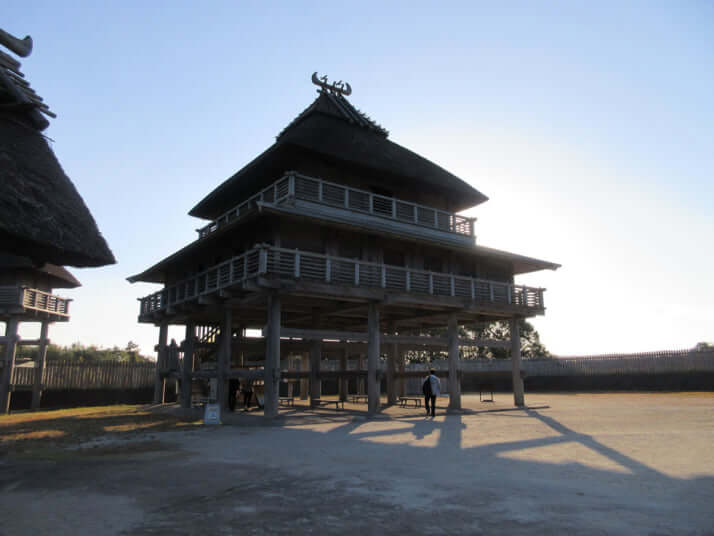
[422,369,441,417]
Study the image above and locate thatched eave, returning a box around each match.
[0,115,115,267]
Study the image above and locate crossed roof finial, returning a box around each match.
[311,71,352,96]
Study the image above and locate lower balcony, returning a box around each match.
[138,246,545,320]
[0,286,72,320]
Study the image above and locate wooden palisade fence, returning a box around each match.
[10,361,155,391]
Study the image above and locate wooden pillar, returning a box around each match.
[1,318,19,413]
[398,346,406,398]
[338,347,348,402]
[287,356,295,398]
[263,294,281,418]
[181,323,195,409]
[299,355,308,399]
[447,313,461,410]
[217,308,232,411]
[510,317,525,407]
[309,340,321,407]
[153,321,168,404]
[386,340,397,405]
[358,355,365,395]
[367,302,380,415]
[31,320,50,410]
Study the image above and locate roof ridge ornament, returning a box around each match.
[0,29,33,57]
[311,71,352,96]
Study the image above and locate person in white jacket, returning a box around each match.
[422,369,441,417]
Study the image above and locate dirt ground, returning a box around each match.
[1,393,713,535]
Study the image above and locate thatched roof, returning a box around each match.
[0,30,115,268]
[0,252,80,288]
[190,90,488,219]
[0,114,115,267]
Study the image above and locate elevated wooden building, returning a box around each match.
[0,29,115,412]
[130,74,559,417]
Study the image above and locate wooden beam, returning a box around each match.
[288,302,367,325]
[270,327,367,341]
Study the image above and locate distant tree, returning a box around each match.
[17,342,152,363]
[403,319,550,363]
[694,342,713,351]
[469,320,551,360]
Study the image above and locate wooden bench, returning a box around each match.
[399,396,422,408]
[349,394,368,404]
[279,396,295,407]
[314,399,344,410]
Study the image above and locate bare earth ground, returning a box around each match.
[1,393,713,535]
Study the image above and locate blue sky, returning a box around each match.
[4,1,713,356]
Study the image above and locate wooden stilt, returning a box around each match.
[1,319,19,413]
[263,293,281,418]
[339,348,348,402]
[510,317,524,407]
[153,321,168,404]
[217,307,232,411]
[309,339,321,407]
[181,323,195,409]
[386,339,397,405]
[447,313,461,410]
[299,355,308,399]
[31,320,50,410]
[367,302,380,415]
[358,355,365,395]
[398,346,406,398]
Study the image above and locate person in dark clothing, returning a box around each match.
[422,369,441,417]
[228,379,240,412]
[241,378,253,411]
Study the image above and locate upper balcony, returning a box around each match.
[138,245,544,321]
[196,172,476,244]
[0,286,72,321]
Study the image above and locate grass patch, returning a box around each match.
[0,405,201,459]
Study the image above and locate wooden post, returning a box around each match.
[1,319,19,413]
[217,307,232,411]
[287,355,295,398]
[367,302,380,415]
[31,320,50,410]
[153,321,168,404]
[398,345,406,397]
[510,317,525,407]
[338,347,348,402]
[358,355,365,395]
[386,340,397,405]
[264,293,281,418]
[299,354,308,399]
[309,340,321,407]
[181,323,195,409]
[447,313,461,410]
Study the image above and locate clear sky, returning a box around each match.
[4,1,713,357]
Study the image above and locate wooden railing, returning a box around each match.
[0,286,71,317]
[196,172,475,239]
[139,245,544,316]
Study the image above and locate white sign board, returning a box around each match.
[204,403,221,425]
